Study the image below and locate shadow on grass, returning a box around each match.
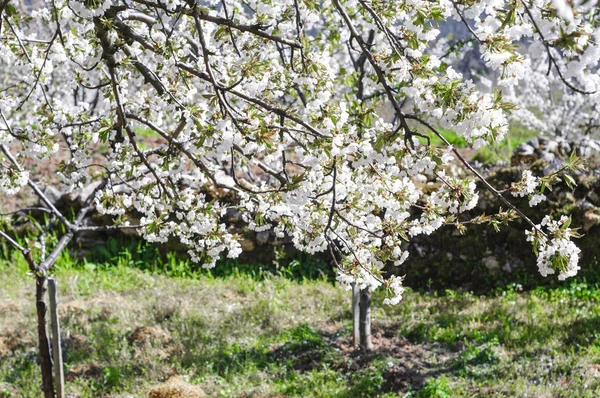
[563,316,600,347]
[399,292,600,352]
[170,320,457,397]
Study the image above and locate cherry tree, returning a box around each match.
[0,0,597,395]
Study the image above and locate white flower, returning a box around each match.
[528,216,581,280]
[529,194,546,207]
[512,171,538,197]
[383,275,405,305]
[1,0,591,312]
[0,169,29,195]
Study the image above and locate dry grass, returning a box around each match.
[148,376,206,398]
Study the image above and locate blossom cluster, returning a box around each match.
[526,216,582,280]
[511,170,547,207]
[0,0,596,305]
[0,168,29,195]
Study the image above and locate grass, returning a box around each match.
[2,248,600,397]
[84,236,334,282]
[471,124,539,164]
[423,123,539,164]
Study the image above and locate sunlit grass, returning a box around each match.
[421,123,539,164]
[2,247,600,397]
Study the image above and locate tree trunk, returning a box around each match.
[352,283,360,345]
[359,287,373,350]
[36,275,55,398]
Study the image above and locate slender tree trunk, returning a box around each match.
[359,287,373,350]
[36,275,55,398]
[352,283,360,345]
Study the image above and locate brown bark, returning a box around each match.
[36,276,55,398]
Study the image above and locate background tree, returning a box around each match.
[0,0,597,395]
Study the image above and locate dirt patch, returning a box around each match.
[588,363,600,377]
[0,299,23,315]
[322,325,456,393]
[128,325,181,362]
[0,340,10,358]
[65,363,104,382]
[59,299,115,328]
[222,290,250,302]
[0,327,35,357]
[62,332,93,358]
[128,326,172,345]
[265,323,456,394]
[0,382,18,398]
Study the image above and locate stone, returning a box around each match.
[121,215,143,236]
[271,237,286,246]
[583,210,600,231]
[482,256,500,271]
[579,199,596,211]
[239,239,255,252]
[77,180,103,203]
[515,143,535,156]
[541,152,556,163]
[225,208,243,223]
[563,192,577,204]
[40,185,63,207]
[256,230,270,245]
[546,139,559,152]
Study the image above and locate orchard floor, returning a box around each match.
[2,258,600,397]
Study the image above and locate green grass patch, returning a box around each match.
[472,124,538,164]
[421,123,538,164]
[426,127,468,148]
[3,246,600,397]
[80,236,334,283]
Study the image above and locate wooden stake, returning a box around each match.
[352,282,360,345]
[48,277,65,398]
[359,287,373,350]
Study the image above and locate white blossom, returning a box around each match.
[0,0,593,307]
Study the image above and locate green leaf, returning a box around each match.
[563,174,576,189]
[98,125,112,143]
[569,149,577,163]
[5,4,17,17]
[398,231,409,242]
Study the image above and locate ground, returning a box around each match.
[2,250,600,397]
